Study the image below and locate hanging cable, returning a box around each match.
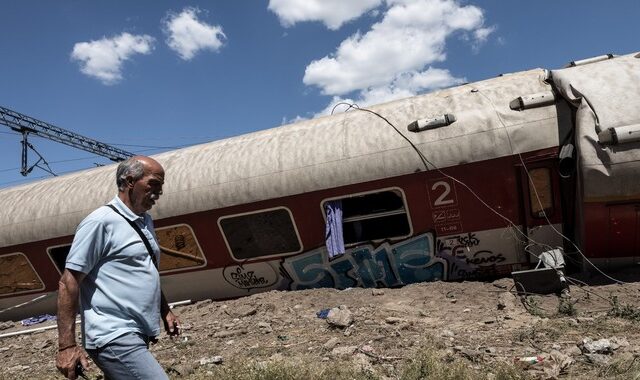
[331,98,625,285]
[475,90,626,285]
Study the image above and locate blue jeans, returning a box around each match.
[86,332,168,380]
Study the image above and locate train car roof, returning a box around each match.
[1,65,569,248]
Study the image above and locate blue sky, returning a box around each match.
[0,0,638,188]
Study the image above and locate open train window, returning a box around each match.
[528,167,554,218]
[218,207,302,261]
[0,253,45,295]
[323,188,412,245]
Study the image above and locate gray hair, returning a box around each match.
[116,157,146,191]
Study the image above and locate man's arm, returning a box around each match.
[160,291,180,337]
[56,269,89,380]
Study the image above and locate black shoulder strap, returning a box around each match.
[106,204,158,268]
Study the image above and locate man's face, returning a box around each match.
[128,161,165,215]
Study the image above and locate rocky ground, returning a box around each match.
[1,269,639,380]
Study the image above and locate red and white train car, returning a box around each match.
[1,51,639,321]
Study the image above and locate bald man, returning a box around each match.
[56,156,179,380]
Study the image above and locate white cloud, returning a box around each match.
[268,0,383,30]
[303,0,489,97]
[163,7,226,60]
[71,33,155,85]
[314,68,464,117]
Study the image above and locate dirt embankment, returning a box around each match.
[1,271,639,379]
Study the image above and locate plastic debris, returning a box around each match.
[20,314,56,326]
[316,309,330,319]
[515,355,544,366]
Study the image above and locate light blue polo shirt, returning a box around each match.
[66,196,162,349]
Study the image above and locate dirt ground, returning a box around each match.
[1,268,639,380]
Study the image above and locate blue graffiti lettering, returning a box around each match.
[282,233,446,290]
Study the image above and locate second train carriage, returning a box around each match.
[1,51,639,321]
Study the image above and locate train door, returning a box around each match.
[518,159,564,263]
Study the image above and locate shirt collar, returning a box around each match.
[109,196,144,222]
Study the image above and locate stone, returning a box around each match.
[582,337,615,354]
[0,321,13,330]
[353,353,374,373]
[214,329,247,338]
[497,292,518,311]
[441,329,455,338]
[331,346,357,357]
[565,345,582,356]
[323,337,339,350]
[327,306,353,328]
[199,356,224,366]
[170,364,195,376]
[385,317,404,324]
[453,346,482,361]
[584,353,611,365]
[610,336,630,350]
[360,345,375,353]
[257,321,273,334]
[372,289,385,296]
[36,340,51,350]
[225,305,257,318]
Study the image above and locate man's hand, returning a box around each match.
[160,291,180,337]
[162,310,181,337]
[57,269,87,379]
[56,346,89,380]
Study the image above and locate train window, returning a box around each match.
[48,245,71,274]
[219,207,302,261]
[528,168,554,218]
[0,253,45,295]
[155,224,206,272]
[324,189,411,245]
[48,225,206,274]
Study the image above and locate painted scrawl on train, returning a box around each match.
[2,52,640,320]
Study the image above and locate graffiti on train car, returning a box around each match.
[436,231,509,280]
[281,233,446,290]
[223,262,280,290]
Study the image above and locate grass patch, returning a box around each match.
[608,295,640,322]
[184,349,532,380]
[522,296,545,318]
[187,358,379,380]
[598,354,640,379]
[557,297,578,317]
[400,349,530,380]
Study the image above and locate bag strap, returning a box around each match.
[105,204,158,268]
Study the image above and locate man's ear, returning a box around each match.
[126,176,135,188]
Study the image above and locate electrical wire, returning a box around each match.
[476,90,626,285]
[331,95,625,285]
[332,102,546,251]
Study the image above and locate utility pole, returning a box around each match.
[0,106,133,176]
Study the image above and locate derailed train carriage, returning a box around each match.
[1,51,639,321]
